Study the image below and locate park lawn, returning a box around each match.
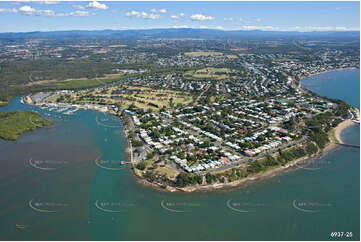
[209,96,217,103]
[226,55,238,59]
[184,51,223,57]
[52,76,121,90]
[109,44,127,48]
[0,110,52,141]
[25,73,124,90]
[272,58,294,62]
[66,85,192,110]
[154,166,180,180]
[184,67,235,80]
[135,156,180,180]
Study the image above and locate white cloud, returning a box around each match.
[125,10,160,19]
[0,8,18,13]
[172,25,189,29]
[39,9,56,16]
[190,13,215,21]
[68,10,92,16]
[124,25,360,32]
[224,17,233,21]
[125,10,139,17]
[39,1,58,4]
[170,13,185,20]
[145,13,160,19]
[149,8,167,13]
[300,26,359,31]
[17,5,92,17]
[14,0,58,4]
[240,25,280,31]
[239,18,254,24]
[73,4,85,10]
[87,1,108,10]
[238,25,359,32]
[18,5,37,15]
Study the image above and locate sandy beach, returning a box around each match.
[24,95,33,105]
[334,119,356,144]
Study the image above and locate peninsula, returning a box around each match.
[24,52,359,192]
[0,110,52,141]
[6,29,358,192]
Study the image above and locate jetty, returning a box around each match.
[335,143,360,149]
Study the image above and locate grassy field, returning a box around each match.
[0,101,8,107]
[54,85,192,110]
[135,156,180,180]
[0,110,52,140]
[109,45,127,48]
[184,51,223,57]
[26,73,123,89]
[184,67,236,80]
[0,74,127,107]
[184,52,238,59]
[328,127,337,143]
[226,54,238,59]
[154,166,180,180]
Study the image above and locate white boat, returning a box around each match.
[57,108,69,113]
[64,109,78,115]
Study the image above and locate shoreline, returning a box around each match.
[132,68,360,193]
[334,119,356,144]
[299,67,358,82]
[20,69,359,193]
[18,93,358,193]
[296,67,358,89]
[133,117,357,193]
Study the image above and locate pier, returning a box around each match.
[335,143,360,149]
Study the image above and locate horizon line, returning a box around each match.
[0,27,360,34]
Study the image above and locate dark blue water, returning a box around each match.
[301,69,360,108]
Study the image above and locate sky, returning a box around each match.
[0,1,359,33]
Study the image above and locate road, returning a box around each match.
[199,136,308,174]
[195,84,211,104]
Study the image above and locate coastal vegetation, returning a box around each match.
[132,105,348,190]
[0,110,52,140]
[0,58,124,104]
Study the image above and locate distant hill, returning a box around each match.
[0,28,359,42]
